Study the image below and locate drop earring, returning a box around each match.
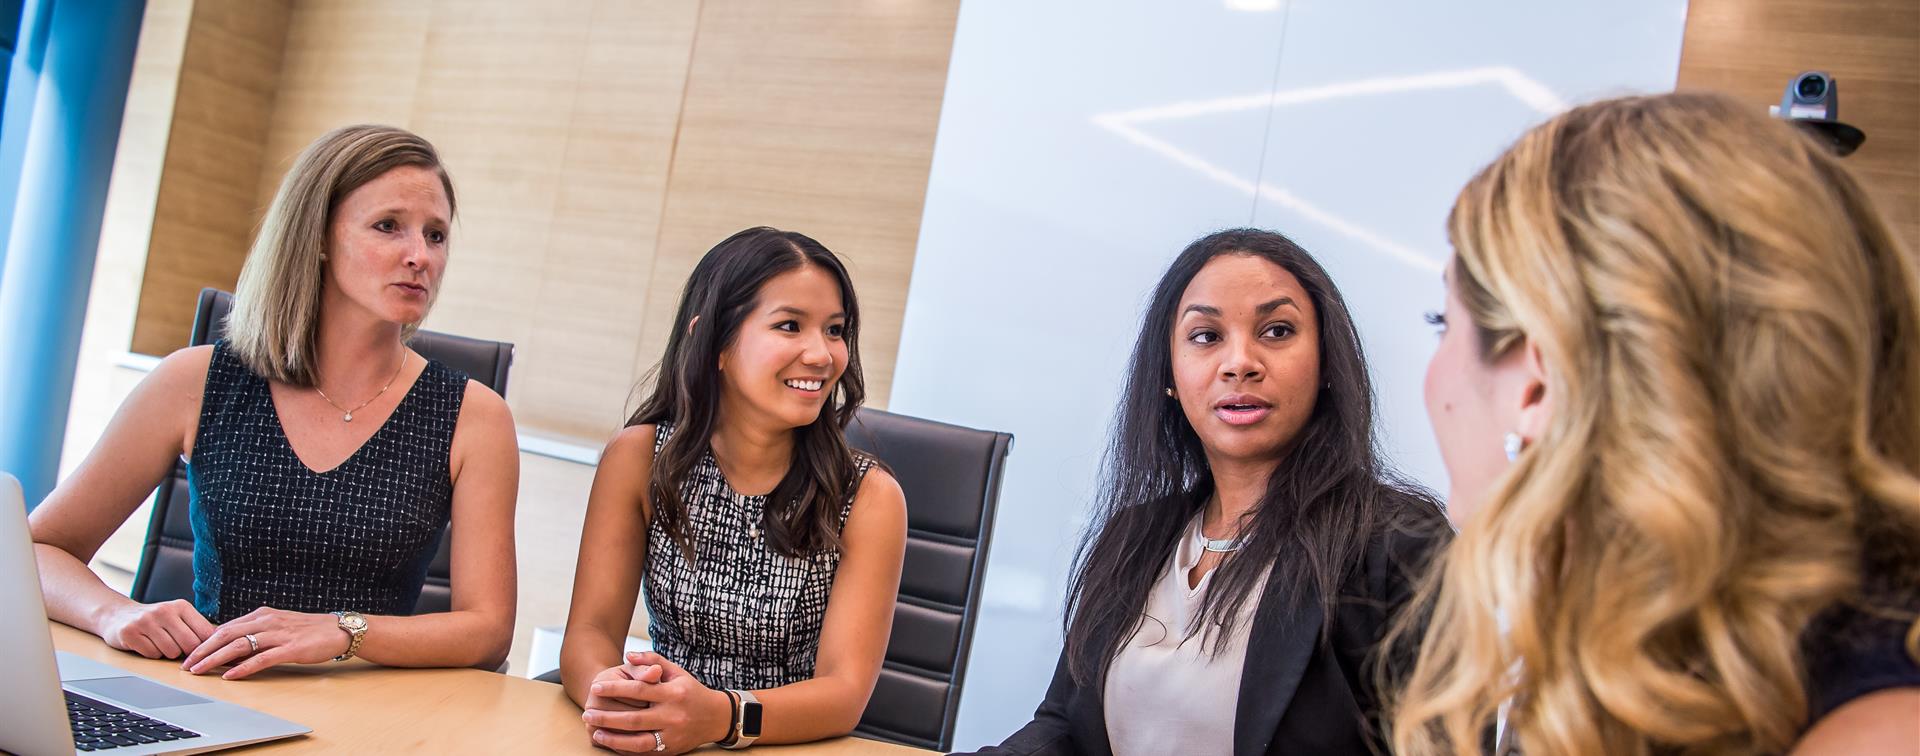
[1503,432,1525,461]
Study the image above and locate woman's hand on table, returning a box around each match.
[582,651,734,755]
[181,607,351,679]
[583,660,660,747]
[98,599,216,660]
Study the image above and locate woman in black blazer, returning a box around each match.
[961,229,1450,756]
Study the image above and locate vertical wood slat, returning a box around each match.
[128,0,293,356]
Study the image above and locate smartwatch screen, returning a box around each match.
[741,701,763,737]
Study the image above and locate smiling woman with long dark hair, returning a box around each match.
[964,228,1451,756]
[556,227,907,756]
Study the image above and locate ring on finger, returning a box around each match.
[652,732,665,752]
[244,634,258,654]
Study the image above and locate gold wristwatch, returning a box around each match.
[330,611,367,662]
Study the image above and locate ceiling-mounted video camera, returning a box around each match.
[1770,70,1864,157]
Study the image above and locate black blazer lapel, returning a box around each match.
[1233,579,1324,756]
[1077,670,1116,754]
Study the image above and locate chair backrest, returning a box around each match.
[846,408,1012,752]
[128,288,514,615]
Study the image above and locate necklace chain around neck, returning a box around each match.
[313,350,408,423]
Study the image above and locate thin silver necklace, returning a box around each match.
[313,350,407,423]
[1202,533,1244,553]
[1200,495,1246,553]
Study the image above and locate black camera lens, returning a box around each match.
[1796,74,1829,101]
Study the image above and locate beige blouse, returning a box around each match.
[1102,512,1270,755]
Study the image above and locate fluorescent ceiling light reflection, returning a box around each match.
[1225,0,1284,11]
[1093,67,1567,272]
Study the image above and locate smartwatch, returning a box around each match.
[719,689,761,749]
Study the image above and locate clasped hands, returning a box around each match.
[98,599,350,680]
[581,651,734,755]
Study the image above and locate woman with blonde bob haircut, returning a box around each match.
[1399,92,1920,754]
[30,125,520,679]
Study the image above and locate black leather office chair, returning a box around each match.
[847,408,1011,752]
[128,288,514,616]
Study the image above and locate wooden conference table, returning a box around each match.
[50,623,936,754]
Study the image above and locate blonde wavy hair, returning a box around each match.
[227,124,455,387]
[1390,92,1920,754]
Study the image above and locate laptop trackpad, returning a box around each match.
[68,677,212,709]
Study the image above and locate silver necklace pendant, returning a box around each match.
[1201,536,1242,553]
[1200,493,1245,552]
[342,412,353,423]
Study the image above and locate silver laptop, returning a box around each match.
[0,473,309,755]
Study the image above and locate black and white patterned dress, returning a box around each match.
[642,422,878,690]
[186,340,465,624]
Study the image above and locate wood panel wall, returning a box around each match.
[126,0,959,444]
[637,1,963,406]
[1678,0,1920,251]
[127,0,292,355]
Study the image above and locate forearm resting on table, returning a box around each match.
[353,607,511,669]
[748,672,877,745]
[34,543,141,634]
[560,625,629,706]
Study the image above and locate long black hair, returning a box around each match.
[1062,228,1444,685]
[629,226,866,559]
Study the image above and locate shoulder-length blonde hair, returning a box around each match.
[226,124,456,387]
[1390,92,1920,754]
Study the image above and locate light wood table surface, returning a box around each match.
[50,623,936,754]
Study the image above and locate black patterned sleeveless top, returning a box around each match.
[186,340,467,624]
[642,422,877,690]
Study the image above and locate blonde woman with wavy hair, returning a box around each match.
[30,125,520,679]
[1399,92,1920,754]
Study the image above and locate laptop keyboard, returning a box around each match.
[65,690,203,751]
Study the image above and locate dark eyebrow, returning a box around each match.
[770,305,846,319]
[1256,297,1298,316]
[1182,299,1297,318]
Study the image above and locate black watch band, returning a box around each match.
[718,689,742,746]
[720,689,761,749]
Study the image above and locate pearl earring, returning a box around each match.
[1164,388,1175,398]
[1503,432,1525,461]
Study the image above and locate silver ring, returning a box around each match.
[244,634,258,653]
[651,731,665,752]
